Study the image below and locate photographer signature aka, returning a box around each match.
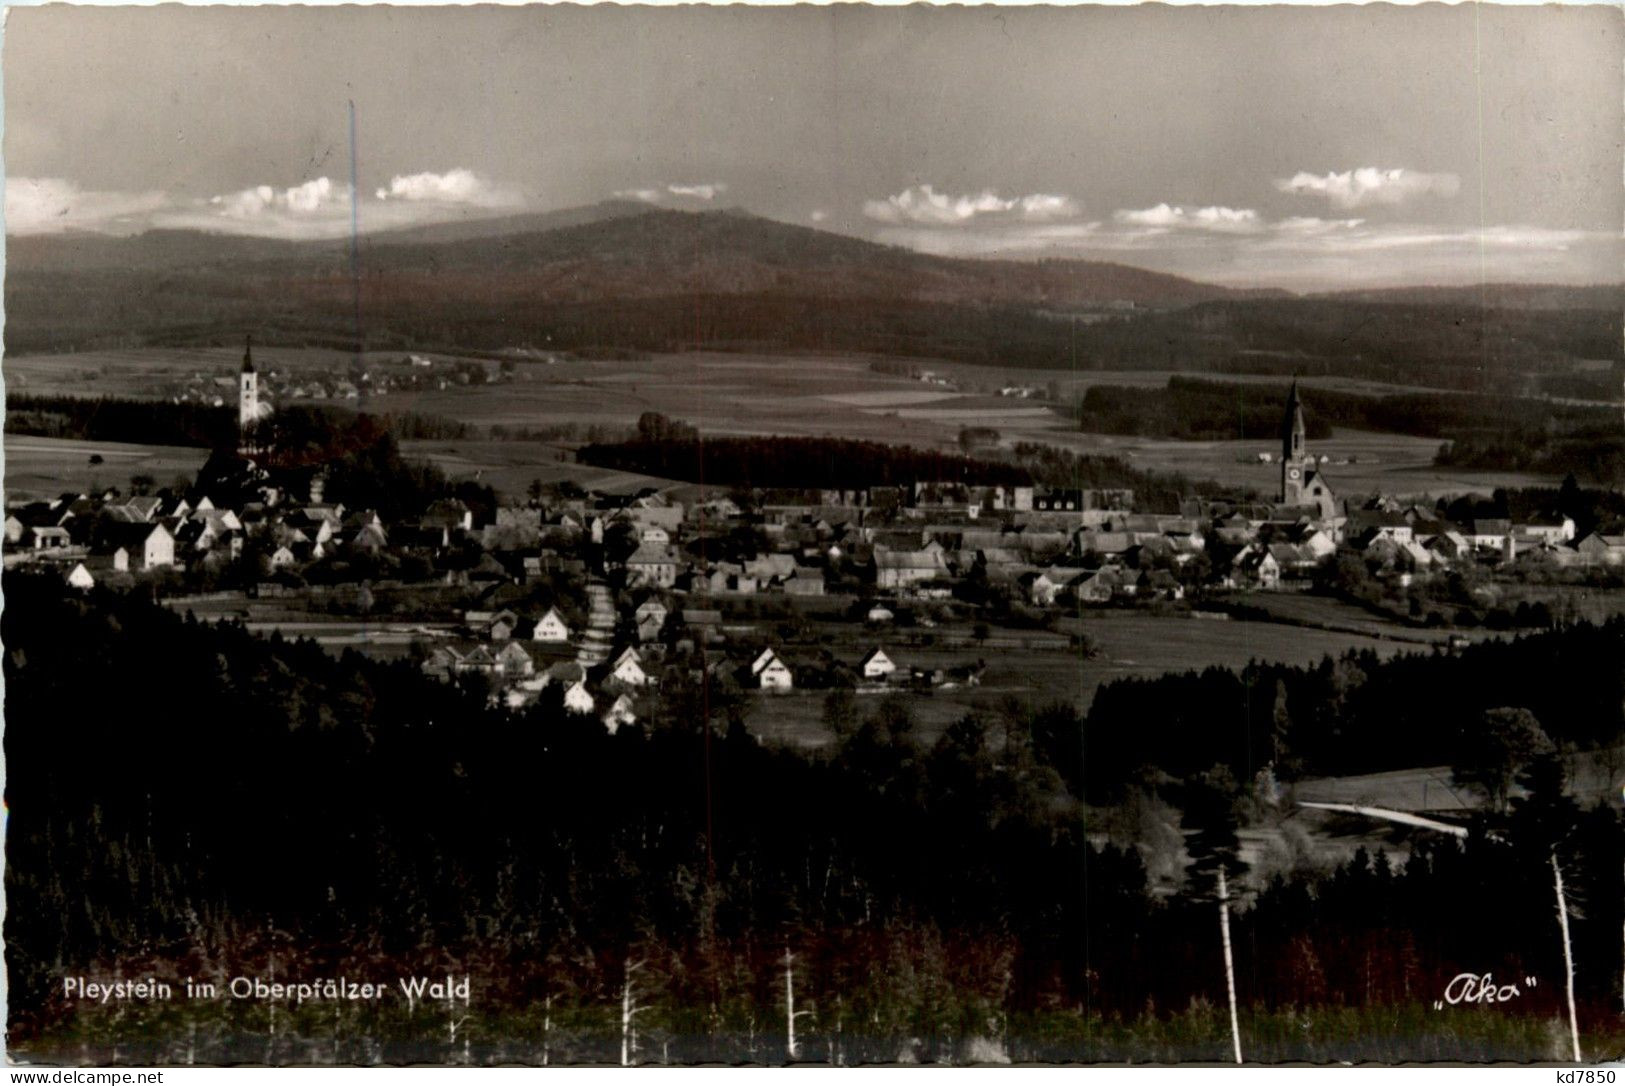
[1434,971,1538,1009]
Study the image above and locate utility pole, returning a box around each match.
[1218,865,1242,1065]
[1552,853,1582,1063]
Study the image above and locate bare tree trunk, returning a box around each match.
[621,975,633,1067]
[1218,865,1243,1066]
[542,993,551,1066]
[1553,852,1582,1063]
[785,946,799,1061]
[784,945,812,1062]
[621,959,645,1068]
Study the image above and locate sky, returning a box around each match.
[4,4,1620,289]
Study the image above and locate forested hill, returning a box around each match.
[6,575,1623,1062]
[7,207,1618,391]
[5,206,1251,304]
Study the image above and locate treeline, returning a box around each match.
[579,434,1033,489]
[1074,380,1334,441]
[1435,428,1625,484]
[4,576,1621,1063]
[3,392,475,449]
[1074,377,1615,445]
[5,393,234,448]
[1075,618,1625,795]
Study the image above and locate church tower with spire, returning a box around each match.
[1278,380,1337,519]
[1280,380,1308,505]
[238,335,260,453]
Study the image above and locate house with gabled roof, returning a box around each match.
[561,680,596,714]
[105,521,175,570]
[1230,547,1281,589]
[859,647,896,680]
[607,647,651,687]
[1577,532,1625,566]
[532,606,572,643]
[624,543,679,588]
[749,647,794,691]
[494,641,535,678]
[421,645,466,680]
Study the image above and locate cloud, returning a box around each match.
[863,184,1081,225]
[873,213,1617,290]
[665,182,726,201]
[1274,216,1366,234]
[1276,167,1461,210]
[614,187,663,203]
[809,209,829,223]
[6,176,170,235]
[614,182,729,204]
[1114,203,1260,232]
[211,176,348,218]
[374,168,514,206]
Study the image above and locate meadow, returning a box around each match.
[746,608,1456,750]
[4,434,209,501]
[4,346,1565,500]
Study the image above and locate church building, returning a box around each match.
[239,335,261,454]
[1278,381,1338,521]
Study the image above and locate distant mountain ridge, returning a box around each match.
[5,205,1619,388]
[7,202,1269,309]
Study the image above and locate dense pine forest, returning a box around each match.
[5,574,1622,1063]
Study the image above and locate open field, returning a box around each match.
[10,347,1568,501]
[1021,425,1560,497]
[397,438,677,496]
[4,434,209,500]
[752,608,1466,749]
[1293,744,1624,813]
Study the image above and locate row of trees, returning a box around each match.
[580,429,1031,490]
[1074,617,1625,792]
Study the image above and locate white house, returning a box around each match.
[532,607,571,643]
[562,680,596,714]
[609,647,650,687]
[110,522,176,571]
[64,562,96,590]
[750,648,794,691]
[859,648,896,680]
